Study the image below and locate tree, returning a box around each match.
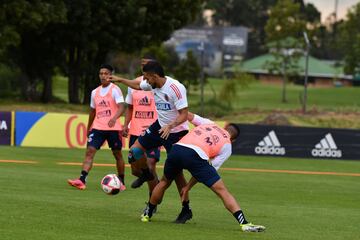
[141,44,180,75]
[0,0,67,102]
[204,0,320,58]
[56,0,203,104]
[339,3,360,76]
[174,51,200,93]
[264,0,305,103]
[1,0,202,103]
[219,71,254,109]
[306,2,344,61]
[0,1,65,52]
[301,2,321,23]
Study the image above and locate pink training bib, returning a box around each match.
[129,90,157,136]
[178,124,231,158]
[92,83,123,131]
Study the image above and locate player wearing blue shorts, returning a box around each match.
[110,61,192,223]
[68,64,126,191]
[123,57,162,207]
[140,113,266,232]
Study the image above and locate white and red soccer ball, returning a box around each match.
[101,174,122,195]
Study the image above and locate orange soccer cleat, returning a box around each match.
[67,179,86,190]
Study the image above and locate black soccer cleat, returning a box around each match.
[174,207,193,224]
[131,171,154,189]
[143,202,157,215]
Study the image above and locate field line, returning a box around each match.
[0,159,38,164]
[57,162,140,168]
[57,162,360,177]
[220,167,360,177]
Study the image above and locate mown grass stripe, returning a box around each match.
[0,159,38,164]
[57,161,360,177]
[220,167,360,177]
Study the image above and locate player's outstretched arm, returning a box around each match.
[187,112,214,126]
[159,107,188,139]
[109,75,141,90]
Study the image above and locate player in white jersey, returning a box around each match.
[109,61,192,223]
[124,57,161,211]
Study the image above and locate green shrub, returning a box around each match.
[0,64,20,97]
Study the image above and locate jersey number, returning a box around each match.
[205,137,213,146]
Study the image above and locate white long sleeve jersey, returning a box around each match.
[140,76,189,133]
[176,114,232,170]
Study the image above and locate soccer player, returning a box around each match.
[109,61,192,223]
[140,113,266,232]
[123,56,161,203]
[68,64,126,191]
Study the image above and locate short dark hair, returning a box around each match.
[100,63,114,73]
[142,61,165,77]
[142,53,157,61]
[227,123,240,140]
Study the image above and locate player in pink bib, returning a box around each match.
[68,64,126,191]
[123,57,161,207]
[141,113,266,232]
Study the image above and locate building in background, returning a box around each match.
[225,54,356,87]
[166,26,248,76]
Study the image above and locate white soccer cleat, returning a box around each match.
[240,223,266,232]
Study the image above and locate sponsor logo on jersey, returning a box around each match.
[97,110,111,118]
[156,103,171,111]
[255,130,285,155]
[137,96,151,106]
[134,111,155,119]
[98,99,110,107]
[311,133,342,158]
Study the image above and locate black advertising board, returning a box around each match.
[232,124,360,160]
[0,111,12,145]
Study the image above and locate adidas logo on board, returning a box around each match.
[311,133,342,158]
[255,130,285,155]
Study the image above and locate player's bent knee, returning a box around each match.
[128,147,144,163]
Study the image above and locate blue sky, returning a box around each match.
[305,0,359,22]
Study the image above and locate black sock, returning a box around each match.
[79,170,88,183]
[147,202,157,217]
[233,210,248,224]
[182,200,190,210]
[118,174,125,184]
[141,168,154,180]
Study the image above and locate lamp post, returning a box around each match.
[303,31,310,114]
[199,41,205,116]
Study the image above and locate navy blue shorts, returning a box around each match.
[164,145,220,188]
[138,120,188,153]
[87,129,122,150]
[129,135,160,162]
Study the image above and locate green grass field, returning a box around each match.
[1,146,359,240]
[191,78,360,112]
[2,77,360,128]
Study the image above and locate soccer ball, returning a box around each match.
[101,174,122,195]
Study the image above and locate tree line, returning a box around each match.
[0,0,202,103]
[1,0,360,104]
